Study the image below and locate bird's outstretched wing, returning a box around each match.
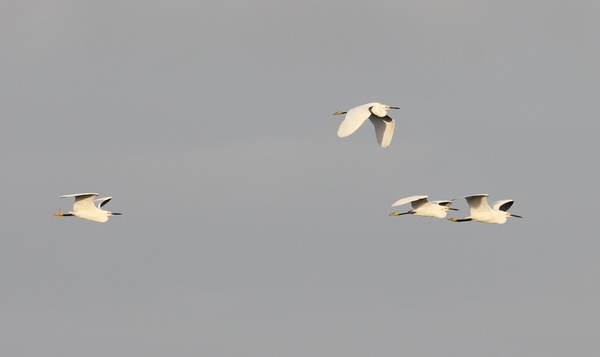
[336,103,373,138]
[431,200,453,207]
[392,195,428,207]
[95,197,113,208]
[410,197,430,210]
[465,194,492,214]
[493,200,514,212]
[60,193,98,212]
[370,117,395,148]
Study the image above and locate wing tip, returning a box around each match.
[391,195,428,207]
[59,192,99,198]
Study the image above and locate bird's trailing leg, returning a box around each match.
[53,209,73,217]
[333,111,347,115]
[389,212,413,216]
[448,218,472,222]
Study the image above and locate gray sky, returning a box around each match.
[2,0,600,356]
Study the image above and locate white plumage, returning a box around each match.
[448,194,522,224]
[334,102,399,148]
[54,193,122,223]
[389,195,458,219]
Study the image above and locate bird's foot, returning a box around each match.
[448,218,458,222]
[53,209,64,217]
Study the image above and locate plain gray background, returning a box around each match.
[2,1,599,356]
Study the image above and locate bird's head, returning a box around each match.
[371,103,400,117]
[436,201,458,212]
[443,206,459,212]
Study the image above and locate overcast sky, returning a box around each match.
[2,1,600,356]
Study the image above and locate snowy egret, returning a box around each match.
[334,102,400,148]
[53,193,122,223]
[448,194,522,224]
[389,195,458,219]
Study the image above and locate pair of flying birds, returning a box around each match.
[389,194,522,224]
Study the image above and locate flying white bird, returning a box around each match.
[334,102,400,148]
[53,193,122,223]
[389,195,458,219]
[448,194,522,224]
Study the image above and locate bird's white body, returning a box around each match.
[334,102,399,148]
[54,193,121,223]
[389,195,457,219]
[449,194,522,224]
